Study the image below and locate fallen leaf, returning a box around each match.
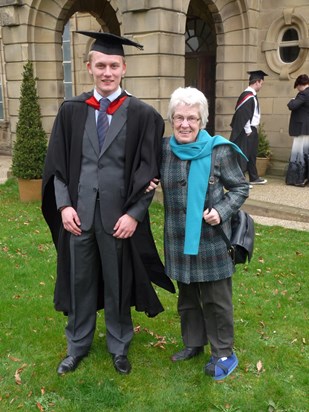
[256,360,263,373]
[14,369,22,385]
[8,355,21,362]
[14,364,27,385]
[36,402,44,411]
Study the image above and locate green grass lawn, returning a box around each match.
[0,179,308,412]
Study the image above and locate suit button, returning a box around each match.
[98,164,103,169]
[179,179,187,186]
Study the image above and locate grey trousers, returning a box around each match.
[65,204,133,357]
[177,277,234,358]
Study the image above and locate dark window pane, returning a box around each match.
[279,45,300,63]
[282,28,298,42]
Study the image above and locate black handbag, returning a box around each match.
[208,151,255,264]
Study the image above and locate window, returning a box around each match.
[62,22,73,99]
[279,28,300,63]
[262,9,309,79]
[185,16,216,54]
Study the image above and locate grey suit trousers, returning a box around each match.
[65,203,133,357]
[177,277,234,358]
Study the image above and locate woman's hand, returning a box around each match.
[203,208,221,226]
[145,178,160,193]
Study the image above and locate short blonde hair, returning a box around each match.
[88,50,126,64]
[167,87,209,129]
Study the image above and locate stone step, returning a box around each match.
[0,155,12,184]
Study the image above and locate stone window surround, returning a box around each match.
[261,8,309,79]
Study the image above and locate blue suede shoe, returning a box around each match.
[204,352,238,380]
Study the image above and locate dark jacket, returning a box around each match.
[287,87,309,136]
[230,90,255,171]
[42,91,175,315]
[230,91,255,142]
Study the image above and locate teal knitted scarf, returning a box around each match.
[170,129,246,255]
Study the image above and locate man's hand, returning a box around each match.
[203,208,221,226]
[61,207,82,236]
[113,214,138,238]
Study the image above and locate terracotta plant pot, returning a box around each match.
[18,178,42,202]
[256,157,270,177]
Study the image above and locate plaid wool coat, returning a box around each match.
[160,137,249,284]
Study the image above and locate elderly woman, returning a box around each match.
[160,87,249,380]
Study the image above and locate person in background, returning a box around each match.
[230,70,268,186]
[160,87,249,380]
[286,74,309,187]
[42,31,174,376]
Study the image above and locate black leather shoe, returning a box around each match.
[171,347,204,362]
[57,355,84,375]
[112,355,131,374]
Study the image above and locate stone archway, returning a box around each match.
[6,0,123,143]
[184,0,256,135]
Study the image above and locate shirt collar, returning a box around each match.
[245,86,256,96]
[94,87,122,103]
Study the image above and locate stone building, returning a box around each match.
[0,0,308,176]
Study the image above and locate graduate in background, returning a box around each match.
[230,70,268,186]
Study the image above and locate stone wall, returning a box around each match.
[0,0,308,175]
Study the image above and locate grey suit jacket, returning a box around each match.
[55,99,153,233]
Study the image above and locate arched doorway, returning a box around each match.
[185,10,216,134]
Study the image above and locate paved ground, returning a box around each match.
[1,154,308,231]
[0,154,11,184]
[244,177,309,232]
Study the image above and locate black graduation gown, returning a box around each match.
[230,91,255,171]
[42,91,175,316]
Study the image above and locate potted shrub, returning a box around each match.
[12,61,47,201]
[256,122,271,176]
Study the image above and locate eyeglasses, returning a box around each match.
[172,115,201,125]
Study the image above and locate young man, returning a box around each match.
[42,31,174,376]
[230,70,268,185]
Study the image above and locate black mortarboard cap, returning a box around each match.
[247,70,268,82]
[77,31,143,56]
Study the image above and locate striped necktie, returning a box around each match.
[97,98,110,150]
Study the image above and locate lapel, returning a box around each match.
[84,106,100,156]
[100,97,130,157]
